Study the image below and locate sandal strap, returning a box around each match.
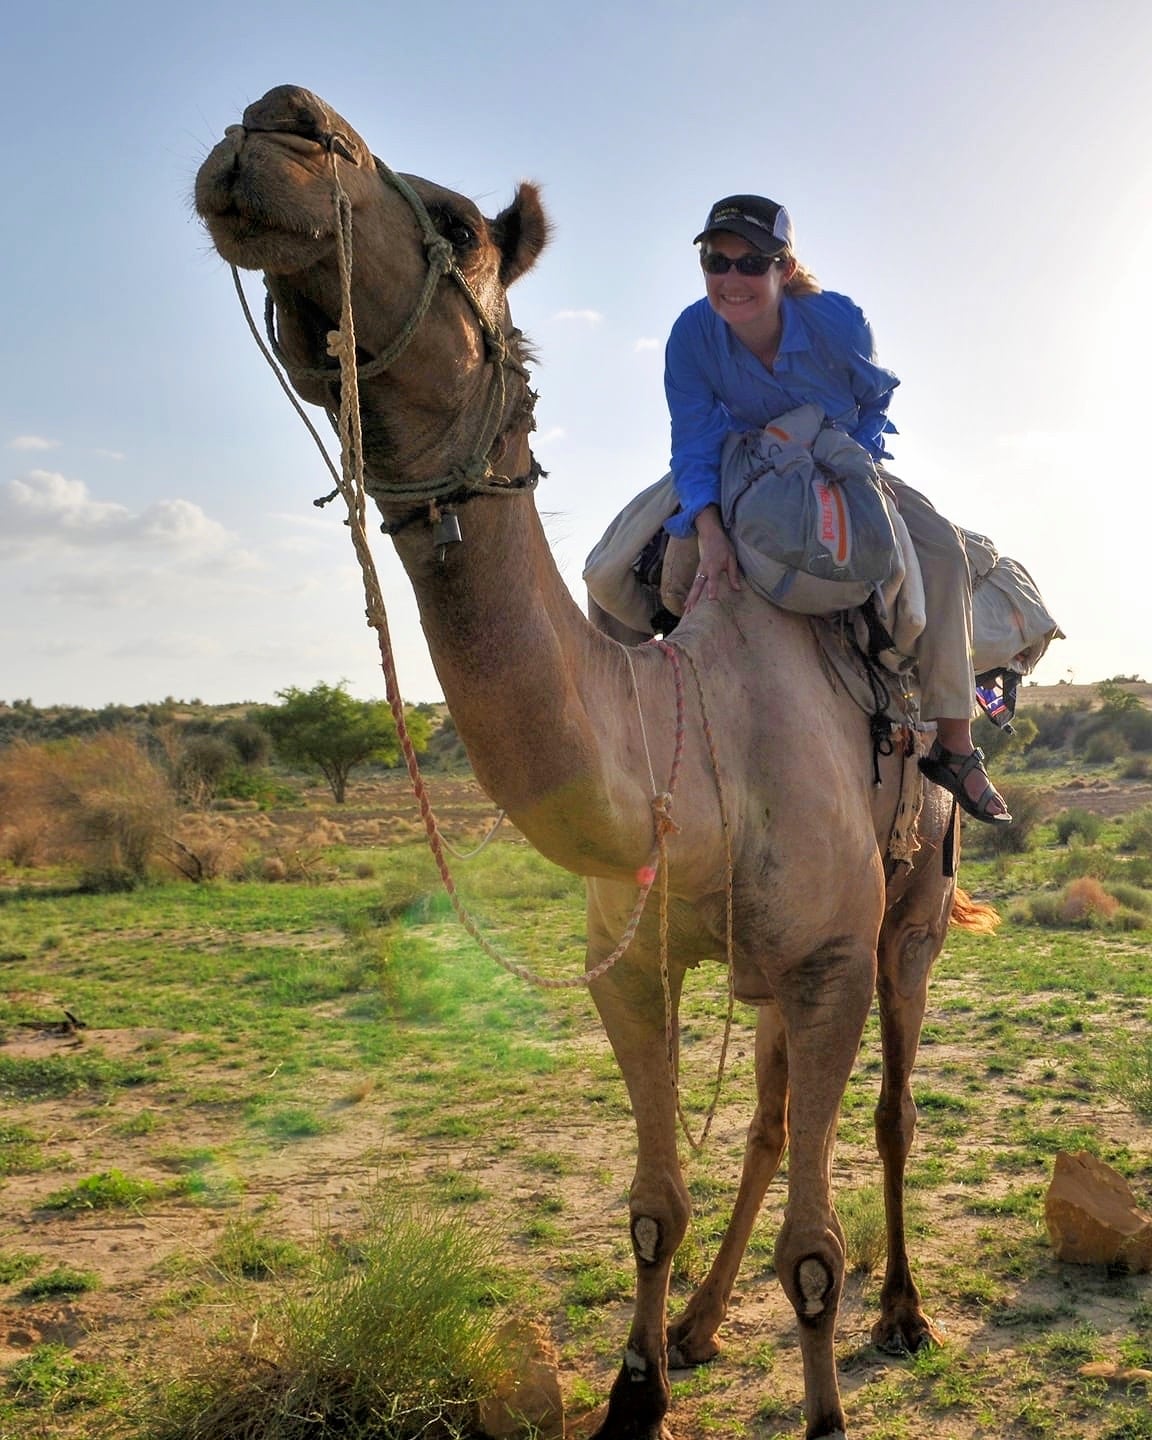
[932,743,987,784]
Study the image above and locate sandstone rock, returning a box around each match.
[477,1320,564,1440]
[1045,1150,1152,1272]
[1079,1360,1152,1384]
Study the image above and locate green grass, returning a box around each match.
[0,1120,46,1175]
[139,1196,526,1440]
[212,1216,307,1280]
[18,1266,101,1298]
[2,1344,119,1416]
[1,829,1151,1439]
[0,1250,42,1284]
[41,1168,165,1212]
[0,1051,159,1099]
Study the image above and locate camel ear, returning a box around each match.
[490,182,550,287]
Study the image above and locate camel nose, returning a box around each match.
[240,86,362,163]
[242,85,330,141]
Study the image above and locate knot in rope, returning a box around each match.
[326,327,356,365]
[651,791,680,840]
[424,235,456,276]
[445,457,496,490]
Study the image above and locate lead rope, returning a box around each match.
[660,640,736,1152]
[242,149,735,1145]
[318,151,684,992]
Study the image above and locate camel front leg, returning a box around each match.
[667,1001,789,1365]
[871,886,952,1354]
[589,954,691,1440]
[774,942,876,1440]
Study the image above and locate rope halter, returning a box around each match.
[255,132,542,511]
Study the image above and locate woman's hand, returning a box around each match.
[685,504,741,613]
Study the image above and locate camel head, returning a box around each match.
[195,86,550,499]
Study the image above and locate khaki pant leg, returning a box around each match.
[660,535,700,617]
[884,475,976,720]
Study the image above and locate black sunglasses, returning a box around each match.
[700,251,784,276]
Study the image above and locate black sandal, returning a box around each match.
[919,742,1012,824]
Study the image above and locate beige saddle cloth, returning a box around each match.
[583,475,1061,698]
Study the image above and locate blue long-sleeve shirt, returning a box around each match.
[664,292,899,536]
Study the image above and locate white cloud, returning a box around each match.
[633,337,660,352]
[2,470,128,538]
[537,426,567,443]
[0,470,241,557]
[552,309,604,325]
[8,434,60,452]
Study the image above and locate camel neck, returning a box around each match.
[389,469,657,875]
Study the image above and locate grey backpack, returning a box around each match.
[720,403,903,615]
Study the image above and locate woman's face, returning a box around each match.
[701,232,794,331]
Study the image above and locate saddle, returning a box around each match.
[584,459,1062,731]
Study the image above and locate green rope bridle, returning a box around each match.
[249,135,542,511]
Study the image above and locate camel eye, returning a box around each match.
[445,220,476,250]
[429,208,477,252]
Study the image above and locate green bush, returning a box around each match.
[1117,708,1152,752]
[974,714,1038,765]
[1052,808,1104,846]
[1024,701,1089,751]
[1013,878,1145,931]
[1118,807,1152,855]
[1052,847,1115,883]
[1079,727,1129,764]
[175,735,238,807]
[1106,882,1152,913]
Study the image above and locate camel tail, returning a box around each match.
[950,885,1001,934]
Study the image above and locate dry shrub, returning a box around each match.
[1060,877,1119,925]
[167,815,246,882]
[0,734,174,884]
[256,823,346,883]
[0,820,46,867]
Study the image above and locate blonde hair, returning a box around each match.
[784,257,821,296]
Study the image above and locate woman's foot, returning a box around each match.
[919,742,1011,824]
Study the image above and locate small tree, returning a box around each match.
[255,682,429,803]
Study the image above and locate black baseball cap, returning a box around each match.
[694,195,795,255]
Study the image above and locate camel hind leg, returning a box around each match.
[667,1001,789,1366]
[870,860,956,1354]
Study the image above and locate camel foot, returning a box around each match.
[870,1308,940,1356]
[583,1359,672,1440]
[580,1404,674,1440]
[666,1316,721,1369]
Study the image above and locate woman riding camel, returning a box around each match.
[664,193,1010,823]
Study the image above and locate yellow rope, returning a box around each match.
[236,146,738,1145]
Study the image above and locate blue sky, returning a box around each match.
[3,0,1150,706]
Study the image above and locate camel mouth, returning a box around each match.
[195,134,339,272]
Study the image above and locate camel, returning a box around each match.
[195,85,995,1440]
